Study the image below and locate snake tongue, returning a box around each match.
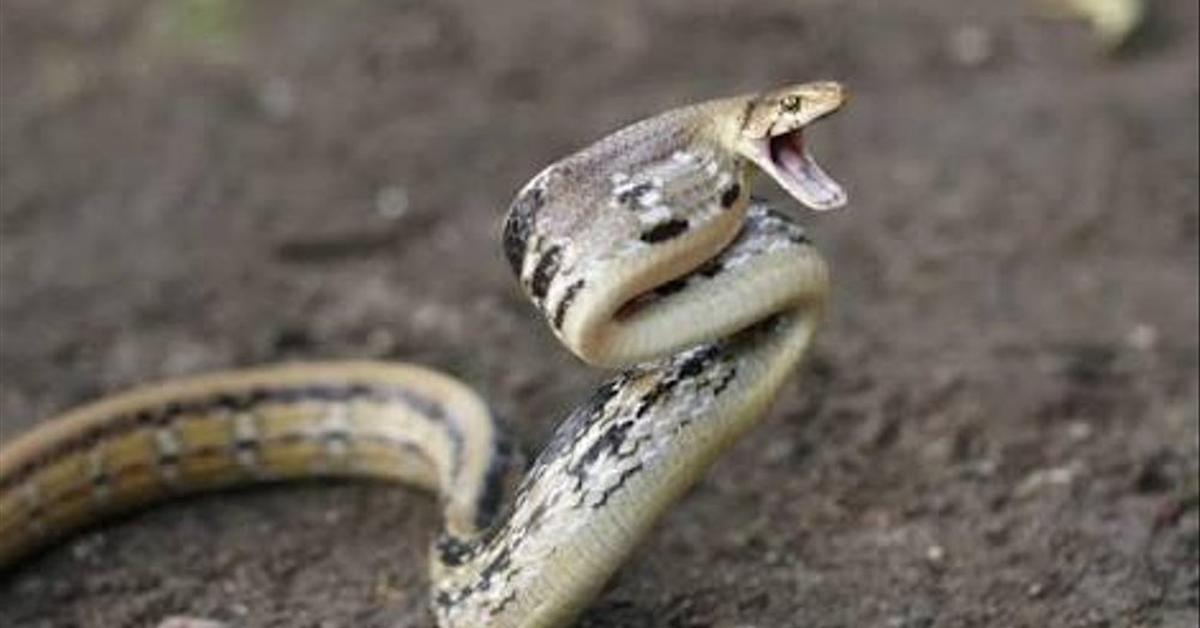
[761,130,846,211]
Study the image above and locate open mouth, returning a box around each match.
[758,130,846,211]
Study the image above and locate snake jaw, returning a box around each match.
[730,81,848,212]
[747,128,847,211]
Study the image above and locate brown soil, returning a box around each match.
[1,1,1197,627]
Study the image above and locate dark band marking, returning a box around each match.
[677,345,720,378]
[653,278,688,298]
[476,547,513,591]
[635,378,678,418]
[490,591,519,616]
[570,420,634,492]
[434,588,456,610]
[474,435,516,530]
[720,183,741,208]
[615,182,653,206]
[502,186,545,275]
[592,462,643,508]
[529,245,562,302]
[639,219,689,244]
[0,384,455,494]
[434,543,524,620]
[711,368,738,396]
[697,259,724,278]
[787,230,811,245]
[552,280,585,330]
[737,97,761,133]
[435,534,477,568]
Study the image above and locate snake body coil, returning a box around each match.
[0,82,849,627]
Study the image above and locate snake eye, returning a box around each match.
[781,95,802,112]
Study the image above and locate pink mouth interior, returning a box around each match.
[766,130,846,211]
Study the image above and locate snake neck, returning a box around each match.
[433,206,828,628]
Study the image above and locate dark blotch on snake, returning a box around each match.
[552,280,585,329]
[477,548,513,592]
[593,462,644,508]
[636,378,678,418]
[435,534,477,568]
[503,185,545,275]
[434,588,457,610]
[529,245,562,302]
[654,278,688,298]
[678,345,721,378]
[697,259,724,278]
[572,420,635,485]
[616,182,654,206]
[490,591,519,616]
[737,98,759,133]
[720,183,741,208]
[639,219,689,243]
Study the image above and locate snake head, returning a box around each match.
[730,81,848,212]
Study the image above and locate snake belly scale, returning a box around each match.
[0,82,849,627]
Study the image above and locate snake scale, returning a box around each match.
[0,82,848,627]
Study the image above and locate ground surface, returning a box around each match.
[1,1,1197,627]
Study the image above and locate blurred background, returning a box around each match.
[0,1,1196,626]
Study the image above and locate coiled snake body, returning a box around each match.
[0,82,849,627]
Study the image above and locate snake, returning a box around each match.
[0,81,848,627]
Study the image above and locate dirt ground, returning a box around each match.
[0,1,1197,626]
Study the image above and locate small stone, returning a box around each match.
[1126,323,1158,351]
[963,458,998,479]
[926,544,947,564]
[1015,465,1080,498]
[375,185,410,219]
[258,77,295,120]
[948,24,994,68]
[1067,421,1093,441]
